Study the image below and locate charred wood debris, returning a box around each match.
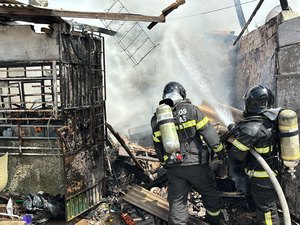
[99,124,256,225]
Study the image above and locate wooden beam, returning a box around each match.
[0,222,26,225]
[0,5,166,23]
[106,122,144,171]
[148,0,186,29]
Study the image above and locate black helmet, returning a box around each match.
[162,81,186,99]
[243,84,274,115]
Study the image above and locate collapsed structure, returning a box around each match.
[0,0,185,223]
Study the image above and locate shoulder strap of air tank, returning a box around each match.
[156,118,176,127]
[243,116,264,123]
[259,116,280,151]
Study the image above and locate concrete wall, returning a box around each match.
[235,11,300,219]
[0,25,59,61]
[1,138,65,195]
[277,14,300,122]
[235,11,300,119]
[7,152,65,195]
[276,14,300,219]
[235,16,278,108]
[0,25,63,195]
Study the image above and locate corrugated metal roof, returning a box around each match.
[0,2,117,36]
[0,3,64,24]
[0,0,23,3]
[123,185,208,225]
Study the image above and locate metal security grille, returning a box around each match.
[0,29,107,222]
[0,62,60,120]
[59,32,106,221]
[0,62,61,156]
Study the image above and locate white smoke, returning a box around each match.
[101,0,241,134]
[170,32,235,126]
[41,0,300,134]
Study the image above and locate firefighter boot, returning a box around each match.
[204,215,220,225]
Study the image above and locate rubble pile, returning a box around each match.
[93,135,258,225]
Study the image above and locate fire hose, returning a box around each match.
[250,149,291,225]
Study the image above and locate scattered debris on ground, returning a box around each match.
[0,131,299,225]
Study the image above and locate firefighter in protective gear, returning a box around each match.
[150,81,224,225]
[226,84,281,225]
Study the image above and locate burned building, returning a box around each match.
[0,1,186,223]
[0,0,299,224]
[0,4,107,222]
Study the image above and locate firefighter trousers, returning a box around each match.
[167,164,222,225]
[249,178,280,225]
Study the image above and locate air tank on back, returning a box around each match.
[156,103,180,155]
[278,109,300,179]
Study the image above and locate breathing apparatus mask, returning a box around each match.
[163,92,183,105]
[162,81,186,106]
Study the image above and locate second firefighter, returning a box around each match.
[151,81,224,225]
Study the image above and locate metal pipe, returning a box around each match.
[52,60,58,118]
[121,154,159,162]
[0,124,61,127]
[106,122,144,171]
[233,0,248,32]
[233,0,264,45]
[0,213,20,219]
[0,152,62,156]
[250,149,291,225]
[0,117,57,121]
[0,146,59,150]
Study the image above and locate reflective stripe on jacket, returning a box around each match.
[228,115,279,175]
[152,117,209,141]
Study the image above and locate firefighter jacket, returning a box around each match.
[227,109,281,178]
[151,99,223,167]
